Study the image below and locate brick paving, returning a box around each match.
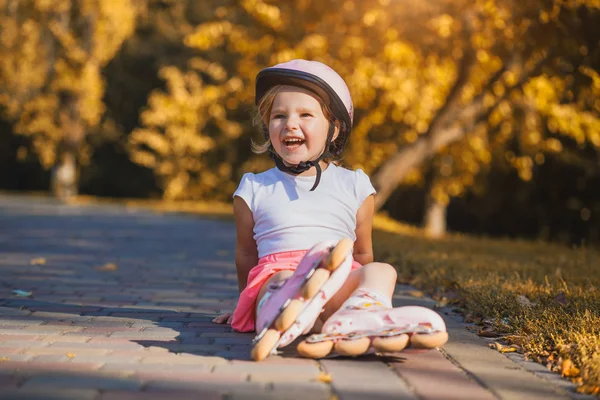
[0,194,591,400]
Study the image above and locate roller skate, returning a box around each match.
[297,301,448,358]
[250,238,354,361]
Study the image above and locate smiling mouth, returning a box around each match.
[283,138,306,148]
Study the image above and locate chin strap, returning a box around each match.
[273,157,322,191]
[270,123,336,191]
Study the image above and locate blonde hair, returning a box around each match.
[251,85,338,155]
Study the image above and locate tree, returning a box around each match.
[367,0,600,236]
[0,0,141,198]
[129,0,600,233]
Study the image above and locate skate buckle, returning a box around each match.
[252,327,268,345]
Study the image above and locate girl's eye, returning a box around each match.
[301,113,313,118]
[272,114,285,119]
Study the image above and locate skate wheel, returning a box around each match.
[251,329,280,361]
[302,268,330,298]
[410,331,448,349]
[333,337,371,356]
[372,334,409,353]
[297,339,334,359]
[273,298,304,332]
[323,238,353,271]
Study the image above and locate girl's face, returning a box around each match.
[268,86,337,168]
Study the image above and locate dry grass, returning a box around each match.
[373,214,600,395]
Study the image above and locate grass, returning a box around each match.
[373,213,600,396]
[33,193,600,394]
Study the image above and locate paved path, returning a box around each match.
[0,194,591,400]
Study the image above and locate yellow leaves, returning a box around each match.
[577,384,600,396]
[185,21,233,50]
[489,342,521,353]
[316,372,333,383]
[383,41,417,63]
[543,138,563,153]
[95,263,117,272]
[429,14,455,38]
[561,359,580,378]
[30,257,46,265]
[362,9,383,27]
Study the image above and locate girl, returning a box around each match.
[213,59,447,360]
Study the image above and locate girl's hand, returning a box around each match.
[212,312,233,325]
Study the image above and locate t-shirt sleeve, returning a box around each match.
[233,173,255,213]
[355,169,376,207]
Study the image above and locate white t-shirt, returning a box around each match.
[233,163,376,258]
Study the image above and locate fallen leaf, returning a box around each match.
[95,263,118,272]
[316,372,333,383]
[576,384,600,395]
[489,342,521,353]
[478,326,501,338]
[66,353,76,359]
[561,359,580,377]
[553,292,569,305]
[30,258,46,265]
[408,290,424,298]
[12,290,32,297]
[516,295,536,308]
[464,313,484,324]
[0,357,9,362]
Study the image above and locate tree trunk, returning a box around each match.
[372,123,466,210]
[51,151,78,199]
[424,195,447,238]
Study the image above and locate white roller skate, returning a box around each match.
[250,238,354,361]
[297,304,449,358]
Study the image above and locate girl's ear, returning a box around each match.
[332,120,341,141]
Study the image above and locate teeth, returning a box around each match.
[284,138,304,145]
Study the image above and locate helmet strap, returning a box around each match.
[270,122,336,191]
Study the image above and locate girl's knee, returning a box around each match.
[362,262,397,281]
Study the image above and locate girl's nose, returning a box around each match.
[285,116,300,130]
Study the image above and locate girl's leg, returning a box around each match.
[320,262,397,322]
[298,261,447,358]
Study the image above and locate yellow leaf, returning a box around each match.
[0,357,10,362]
[95,263,118,272]
[66,353,76,359]
[561,359,580,377]
[30,258,46,265]
[488,342,521,353]
[316,372,333,383]
[577,384,600,395]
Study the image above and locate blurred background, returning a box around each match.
[0,0,599,245]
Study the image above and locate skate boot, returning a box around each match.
[250,238,354,361]
[297,290,448,358]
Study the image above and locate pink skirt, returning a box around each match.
[231,249,362,333]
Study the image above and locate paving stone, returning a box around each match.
[392,349,495,400]
[21,374,142,391]
[0,388,99,400]
[98,390,218,400]
[320,359,416,400]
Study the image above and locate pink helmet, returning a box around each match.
[255,59,353,155]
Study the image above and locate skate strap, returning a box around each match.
[305,323,435,343]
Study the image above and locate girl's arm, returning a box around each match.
[353,194,375,265]
[233,196,259,293]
